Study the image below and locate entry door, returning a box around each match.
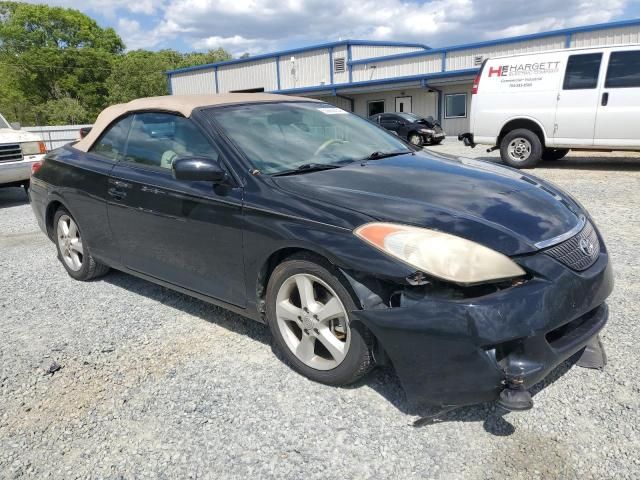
[395,96,412,113]
[107,112,246,307]
[554,52,603,146]
[594,49,640,148]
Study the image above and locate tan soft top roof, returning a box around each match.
[75,93,320,152]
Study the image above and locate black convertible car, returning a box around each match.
[370,112,445,146]
[29,94,612,413]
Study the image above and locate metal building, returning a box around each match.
[167,19,640,135]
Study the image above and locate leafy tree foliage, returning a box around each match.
[0,2,231,125]
[106,48,230,104]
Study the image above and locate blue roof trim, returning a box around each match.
[270,68,480,95]
[348,18,640,66]
[166,39,429,75]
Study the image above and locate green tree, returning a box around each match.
[0,1,123,123]
[106,48,231,104]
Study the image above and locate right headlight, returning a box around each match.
[354,222,525,285]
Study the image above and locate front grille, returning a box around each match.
[0,143,23,163]
[544,221,600,271]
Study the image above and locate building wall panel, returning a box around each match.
[170,69,216,95]
[571,25,640,48]
[349,88,438,119]
[352,54,442,82]
[279,49,331,90]
[446,36,565,70]
[440,84,472,136]
[314,95,353,111]
[217,59,278,93]
[332,45,349,84]
[351,45,424,60]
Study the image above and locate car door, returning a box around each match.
[79,115,133,265]
[553,52,604,146]
[106,111,246,307]
[380,114,402,135]
[594,49,640,148]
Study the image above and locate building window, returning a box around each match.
[367,100,385,117]
[605,50,640,88]
[444,93,467,118]
[563,53,602,90]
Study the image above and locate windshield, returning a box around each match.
[397,113,422,122]
[207,102,411,174]
[0,114,9,129]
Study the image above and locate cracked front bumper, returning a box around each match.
[350,249,614,408]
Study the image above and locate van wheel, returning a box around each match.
[542,148,569,161]
[500,129,542,169]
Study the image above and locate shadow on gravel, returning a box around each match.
[359,353,580,436]
[103,271,271,346]
[101,269,584,437]
[0,187,29,208]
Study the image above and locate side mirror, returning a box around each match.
[10,122,21,130]
[172,156,228,183]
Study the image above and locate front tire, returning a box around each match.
[500,128,542,169]
[54,207,110,281]
[542,148,570,161]
[408,133,423,146]
[266,255,373,386]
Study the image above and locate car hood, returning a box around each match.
[0,128,42,144]
[273,152,583,255]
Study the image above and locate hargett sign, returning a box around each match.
[488,61,561,77]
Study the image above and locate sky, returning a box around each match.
[24,0,640,56]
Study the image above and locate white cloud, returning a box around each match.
[18,0,633,55]
[154,0,629,54]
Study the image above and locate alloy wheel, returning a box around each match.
[409,134,422,146]
[507,137,532,162]
[57,214,84,271]
[275,273,351,370]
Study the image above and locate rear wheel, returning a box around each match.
[500,128,543,169]
[54,207,110,281]
[430,137,444,145]
[542,148,570,161]
[266,255,373,386]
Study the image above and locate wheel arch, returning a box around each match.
[44,197,69,240]
[498,117,548,147]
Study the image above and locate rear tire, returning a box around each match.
[542,148,569,161]
[430,138,444,145]
[53,207,110,281]
[500,128,542,169]
[265,254,373,386]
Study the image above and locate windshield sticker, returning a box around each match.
[317,107,348,115]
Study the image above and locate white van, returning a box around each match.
[458,44,640,168]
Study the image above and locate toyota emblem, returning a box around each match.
[579,238,595,256]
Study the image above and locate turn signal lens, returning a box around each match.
[21,141,47,155]
[354,222,526,285]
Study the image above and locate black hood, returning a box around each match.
[273,152,583,255]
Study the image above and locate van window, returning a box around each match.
[563,53,602,90]
[605,50,640,88]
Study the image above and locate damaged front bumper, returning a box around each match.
[348,249,614,409]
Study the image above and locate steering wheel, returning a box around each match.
[314,138,345,157]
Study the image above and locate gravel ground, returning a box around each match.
[1,143,639,479]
